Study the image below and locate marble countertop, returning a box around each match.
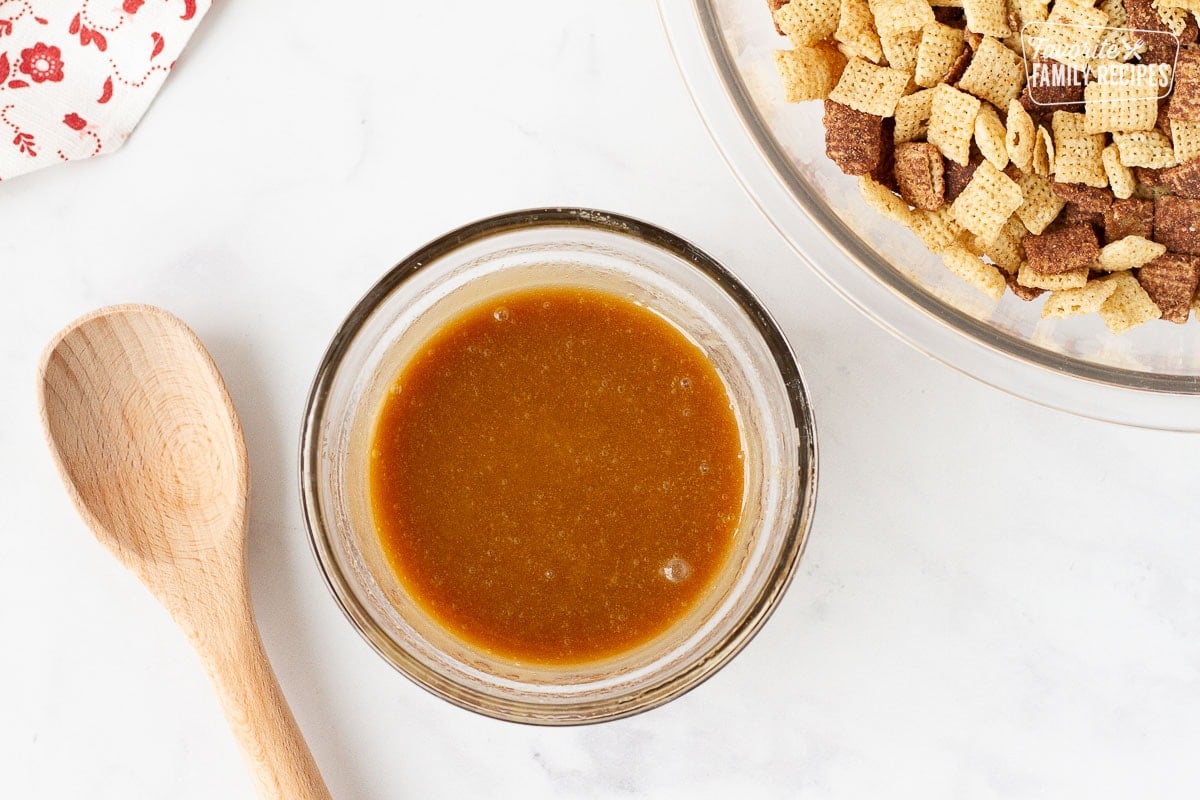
[3,2,1199,798]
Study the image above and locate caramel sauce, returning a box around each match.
[369,287,743,664]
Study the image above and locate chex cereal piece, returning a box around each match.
[1125,0,1173,38]
[1102,145,1137,199]
[894,142,948,209]
[944,40,975,84]
[1017,262,1090,289]
[1099,271,1162,332]
[859,176,914,221]
[1051,181,1112,212]
[943,245,1008,298]
[1171,119,1200,162]
[769,0,790,35]
[944,152,984,199]
[895,88,937,142]
[1083,68,1159,133]
[870,0,936,37]
[1023,57,1086,111]
[1016,171,1067,233]
[950,159,1024,240]
[1133,165,1167,187]
[1016,0,1049,25]
[1160,157,1200,197]
[836,0,885,63]
[916,22,966,87]
[981,213,1028,272]
[1052,111,1107,187]
[974,103,1009,168]
[1096,235,1168,270]
[1061,203,1105,232]
[1041,279,1121,317]
[1007,271,1046,299]
[928,84,983,164]
[956,36,1025,108]
[825,101,895,175]
[1137,252,1200,322]
[1104,198,1155,242]
[774,0,841,46]
[1097,0,1141,62]
[882,30,924,74]
[1113,131,1178,168]
[1027,3,1109,69]
[828,57,912,116]
[1156,3,1191,37]
[774,46,849,102]
[1154,195,1200,254]
[1006,100,1036,171]
[1033,125,1055,175]
[910,205,967,251]
[1022,223,1100,273]
[963,0,1012,36]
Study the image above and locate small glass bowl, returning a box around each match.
[299,209,817,724]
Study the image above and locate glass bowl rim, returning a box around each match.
[298,207,820,725]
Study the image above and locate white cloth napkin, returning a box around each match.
[0,0,210,182]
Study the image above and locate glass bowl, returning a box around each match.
[300,209,817,724]
[659,0,1200,430]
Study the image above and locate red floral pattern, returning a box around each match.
[0,0,210,179]
[18,41,62,82]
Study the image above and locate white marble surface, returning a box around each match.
[2,2,1199,798]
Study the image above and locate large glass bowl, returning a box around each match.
[659,0,1200,430]
[300,209,817,724]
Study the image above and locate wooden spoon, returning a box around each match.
[39,305,332,800]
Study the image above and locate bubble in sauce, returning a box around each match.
[661,557,692,583]
[493,307,510,322]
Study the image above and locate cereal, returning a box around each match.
[916,22,966,87]
[860,175,915,221]
[828,57,913,115]
[825,100,895,175]
[1137,252,1200,322]
[1005,99,1036,171]
[775,0,841,46]
[962,0,1012,37]
[950,160,1024,239]
[942,244,1008,298]
[1041,279,1121,317]
[765,0,1200,332]
[1154,195,1200,254]
[835,0,885,62]
[1102,144,1137,199]
[1104,198,1155,242]
[1017,262,1090,289]
[894,141,948,209]
[1051,181,1113,212]
[774,46,849,101]
[895,88,938,142]
[1171,119,1200,162]
[1112,131,1178,168]
[1033,124,1055,175]
[1016,171,1067,233]
[1099,271,1162,332]
[1052,111,1108,187]
[1160,157,1200,197]
[870,0,936,37]
[1083,68,1160,134]
[1022,223,1101,273]
[910,205,968,251]
[769,0,790,35]
[974,102,1010,168]
[981,213,1028,272]
[928,83,983,164]
[956,36,1025,108]
[1096,235,1168,270]
[944,152,984,199]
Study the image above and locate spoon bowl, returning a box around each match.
[40,304,330,800]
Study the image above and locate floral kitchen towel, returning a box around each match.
[0,0,210,182]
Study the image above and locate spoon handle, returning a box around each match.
[182,575,333,800]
